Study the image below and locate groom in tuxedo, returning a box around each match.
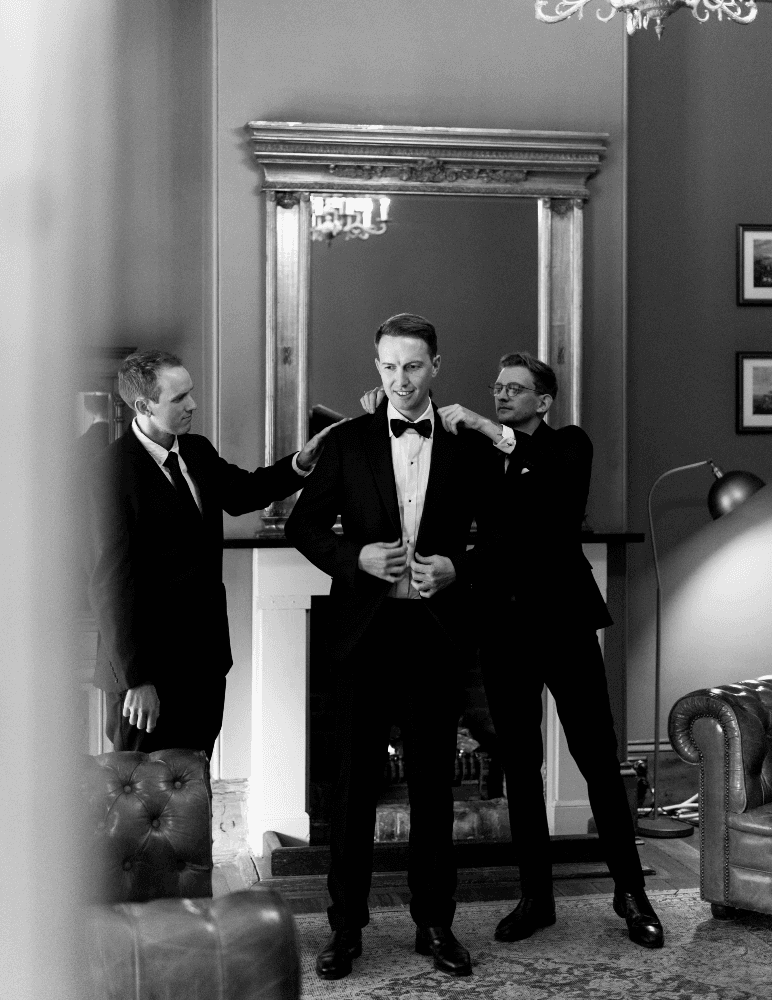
[285,314,480,980]
[88,349,335,759]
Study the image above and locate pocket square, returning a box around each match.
[521,467,530,474]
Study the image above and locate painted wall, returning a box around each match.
[88,0,210,428]
[652,483,772,726]
[213,0,628,778]
[626,15,772,744]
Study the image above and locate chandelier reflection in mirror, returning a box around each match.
[535,0,760,37]
[310,196,391,243]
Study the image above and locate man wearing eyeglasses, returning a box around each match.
[437,351,664,951]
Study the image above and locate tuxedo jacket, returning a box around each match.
[88,429,304,693]
[284,400,483,662]
[472,419,612,631]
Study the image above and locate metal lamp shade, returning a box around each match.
[708,470,766,520]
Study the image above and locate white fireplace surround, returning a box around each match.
[248,544,607,855]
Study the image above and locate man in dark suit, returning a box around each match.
[88,349,335,759]
[438,351,664,950]
[285,314,479,981]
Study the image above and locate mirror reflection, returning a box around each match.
[309,195,538,422]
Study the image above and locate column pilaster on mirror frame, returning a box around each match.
[538,197,584,430]
[263,190,311,527]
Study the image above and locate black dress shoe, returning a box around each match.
[613,889,664,949]
[315,928,363,980]
[494,896,556,942]
[415,926,472,976]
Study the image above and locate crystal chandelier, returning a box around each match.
[310,195,391,243]
[535,0,759,37]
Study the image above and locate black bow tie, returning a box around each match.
[390,418,432,439]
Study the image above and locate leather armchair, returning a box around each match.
[81,749,300,999]
[669,675,772,918]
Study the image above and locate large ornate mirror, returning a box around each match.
[246,122,607,526]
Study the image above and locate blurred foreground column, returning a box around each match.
[0,3,122,997]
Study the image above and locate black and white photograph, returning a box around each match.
[3,3,772,1000]
[737,352,772,432]
[737,224,772,304]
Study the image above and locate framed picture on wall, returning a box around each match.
[737,225,772,305]
[737,352,772,433]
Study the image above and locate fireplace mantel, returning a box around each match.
[243,536,642,855]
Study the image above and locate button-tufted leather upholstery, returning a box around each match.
[81,748,214,903]
[669,675,772,916]
[81,749,301,999]
[85,888,301,1000]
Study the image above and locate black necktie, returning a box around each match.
[164,451,201,518]
[390,418,432,439]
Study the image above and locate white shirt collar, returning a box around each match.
[132,417,180,467]
[386,399,435,438]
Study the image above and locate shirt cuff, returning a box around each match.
[493,424,516,454]
[292,452,312,477]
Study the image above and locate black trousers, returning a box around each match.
[327,599,463,931]
[104,675,226,761]
[480,622,644,896]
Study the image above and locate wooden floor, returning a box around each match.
[212,834,701,915]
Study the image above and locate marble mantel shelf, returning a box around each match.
[225,532,645,548]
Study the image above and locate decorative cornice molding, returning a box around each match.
[245,121,608,200]
[328,160,528,186]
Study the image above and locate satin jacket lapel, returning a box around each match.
[415,406,454,554]
[366,402,401,538]
[527,419,553,462]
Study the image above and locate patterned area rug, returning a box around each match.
[293,889,772,999]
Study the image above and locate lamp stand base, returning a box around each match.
[637,815,694,839]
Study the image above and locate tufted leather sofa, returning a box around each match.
[669,675,772,918]
[81,748,214,903]
[81,749,300,999]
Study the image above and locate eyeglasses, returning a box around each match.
[488,382,541,398]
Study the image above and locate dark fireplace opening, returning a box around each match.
[308,596,505,846]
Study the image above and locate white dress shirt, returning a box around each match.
[386,400,434,599]
[132,418,202,511]
[494,422,517,471]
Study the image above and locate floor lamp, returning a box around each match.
[638,460,765,838]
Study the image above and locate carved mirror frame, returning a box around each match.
[246,121,607,524]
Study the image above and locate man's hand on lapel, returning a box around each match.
[358,539,408,583]
[411,552,456,598]
[123,683,160,733]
